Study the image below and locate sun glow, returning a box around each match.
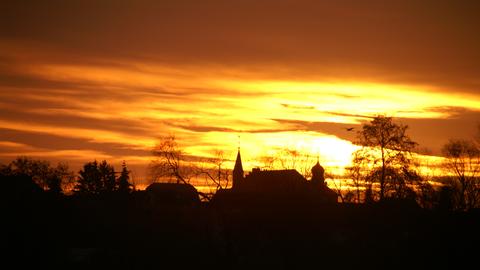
[184,130,358,177]
[2,60,478,184]
[216,79,480,119]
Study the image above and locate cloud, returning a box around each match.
[168,123,301,134]
[1,1,480,94]
[281,104,316,110]
[396,107,480,155]
[324,111,373,120]
[171,124,237,133]
[274,107,480,155]
[0,107,155,138]
[272,119,359,142]
[0,128,150,157]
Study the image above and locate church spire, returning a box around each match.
[233,148,244,189]
[234,149,243,173]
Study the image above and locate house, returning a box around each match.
[145,182,200,207]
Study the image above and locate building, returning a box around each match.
[145,182,200,206]
[223,148,337,203]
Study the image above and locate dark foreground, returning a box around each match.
[4,188,480,270]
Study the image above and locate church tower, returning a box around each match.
[232,148,244,189]
[311,159,326,187]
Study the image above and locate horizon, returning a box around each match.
[1,1,480,186]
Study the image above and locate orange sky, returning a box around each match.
[1,1,480,183]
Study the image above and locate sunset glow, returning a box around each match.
[4,3,480,268]
[1,1,480,187]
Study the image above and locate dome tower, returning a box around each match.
[311,160,325,187]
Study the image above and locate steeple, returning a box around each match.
[232,148,244,189]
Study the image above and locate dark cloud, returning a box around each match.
[1,0,479,93]
[0,65,197,101]
[0,92,85,111]
[169,123,300,134]
[281,104,316,110]
[274,107,480,155]
[0,69,92,91]
[0,128,150,157]
[324,111,372,120]
[0,107,156,138]
[0,128,154,183]
[272,118,360,142]
[172,124,237,133]
[396,107,480,155]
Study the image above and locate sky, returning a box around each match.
[1,0,480,183]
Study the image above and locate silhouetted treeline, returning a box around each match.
[0,157,134,196]
[0,156,75,194]
[75,160,133,195]
[329,116,480,212]
[2,171,480,269]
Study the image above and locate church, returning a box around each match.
[213,148,338,204]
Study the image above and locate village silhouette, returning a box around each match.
[2,116,480,269]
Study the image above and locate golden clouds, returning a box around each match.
[1,58,480,176]
[1,34,480,184]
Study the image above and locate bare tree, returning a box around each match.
[258,147,315,179]
[346,150,368,203]
[197,150,231,191]
[410,156,437,209]
[11,156,50,188]
[354,115,417,201]
[149,136,231,201]
[442,139,480,210]
[328,173,346,203]
[149,135,193,184]
[51,162,76,194]
[278,148,301,170]
[5,156,75,194]
[258,155,277,170]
